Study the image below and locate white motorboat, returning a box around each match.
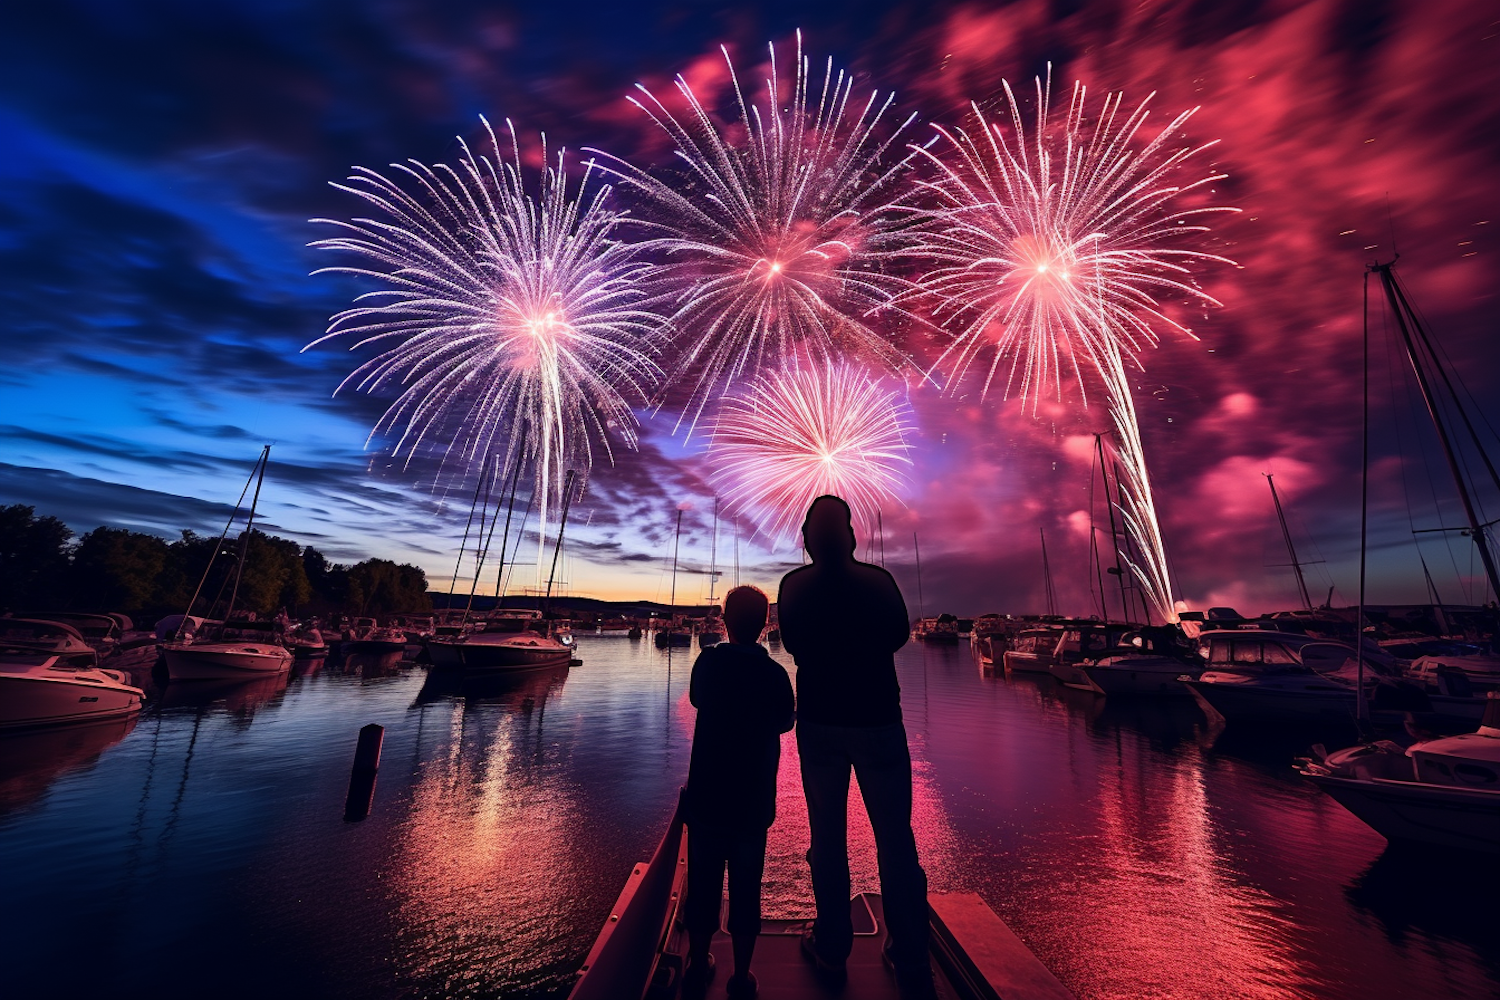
[162,620,292,681]
[1081,626,1206,697]
[428,611,572,672]
[286,623,327,658]
[1295,694,1500,852]
[1179,630,1404,724]
[340,617,408,655]
[0,619,145,728]
[1002,628,1063,673]
[456,630,574,672]
[1408,649,1500,692]
[1038,623,1137,687]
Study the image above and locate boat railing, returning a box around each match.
[569,791,688,1000]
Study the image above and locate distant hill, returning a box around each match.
[428,592,727,618]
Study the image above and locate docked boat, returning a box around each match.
[697,618,725,646]
[654,626,693,649]
[429,611,573,673]
[1295,693,1500,852]
[161,446,292,682]
[1407,648,1500,692]
[458,630,573,671]
[1002,627,1063,673]
[1081,626,1205,697]
[1179,630,1406,724]
[913,615,962,643]
[162,619,293,681]
[286,622,327,658]
[0,619,145,728]
[568,794,1077,1000]
[340,617,408,655]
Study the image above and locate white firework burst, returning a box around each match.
[707,360,913,548]
[307,117,664,574]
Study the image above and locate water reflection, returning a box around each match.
[391,665,586,996]
[155,673,290,717]
[0,636,1496,1000]
[0,716,139,814]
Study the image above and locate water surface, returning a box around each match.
[2,638,1496,999]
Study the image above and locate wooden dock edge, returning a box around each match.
[928,893,1076,1000]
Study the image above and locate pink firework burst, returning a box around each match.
[593,32,923,436]
[707,361,914,548]
[912,71,1237,407]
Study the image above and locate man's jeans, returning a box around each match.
[797,720,929,967]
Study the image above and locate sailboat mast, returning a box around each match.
[708,497,718,603]
[542,470,577,622]
[225,445,270,621]
[1040,526,1057,617]
[447,452,492,606]
[1374,261,1500,598]
[1266,474,1314,610]
[668,508,683,621]
[490,448,528,607]
[877,509,886,568]
[913,532,925,621]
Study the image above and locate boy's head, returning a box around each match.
[722,585,769,644]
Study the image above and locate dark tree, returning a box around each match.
[0,505,73,612]
[70,526,170,614]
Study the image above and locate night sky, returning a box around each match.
[3,0,1497,614]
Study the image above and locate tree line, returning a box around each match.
[0,505,431,621]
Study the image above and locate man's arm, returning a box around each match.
[776,571,806,657]
[880,568,910,652]
[772,666,795,734]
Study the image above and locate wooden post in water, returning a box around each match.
[344,723,384,822]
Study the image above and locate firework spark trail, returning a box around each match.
[591,31,924,437]
[912,72,1238,620]
[707,360,913,549]
[1097,337,1177,623]
[307,118,663,582]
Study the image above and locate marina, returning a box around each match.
[4,3,1499,998]
[4,633,1498,999]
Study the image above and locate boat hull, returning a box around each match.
[162,642,292,680]
[1002,651,1056,674]
[1047,661,1101,693]
[455,636,572,672]
[0,673,144,728]
[1303,773,1500,852]
[1181,677,1359,722]
[1083,658,1202,697]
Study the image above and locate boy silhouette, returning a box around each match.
[778,495,933,994]
[682,585,795,999]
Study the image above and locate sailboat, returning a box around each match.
[162,447,293,681]
[445,469,578,673]
[655,509,692,649]
[697,498,725,646]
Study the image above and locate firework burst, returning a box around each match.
[307,118,663,572]
[594,32,923,436]
[913,72,1236,407]
[707,360,913,548]
[914,72,1238,621]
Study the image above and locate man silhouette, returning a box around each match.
[778,495,931,992]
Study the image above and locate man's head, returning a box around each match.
[723,585,769,644]
[802,495,857,564]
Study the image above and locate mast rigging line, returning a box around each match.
[1372,259,1500,600]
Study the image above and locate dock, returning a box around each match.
[569,799,1076,1000]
